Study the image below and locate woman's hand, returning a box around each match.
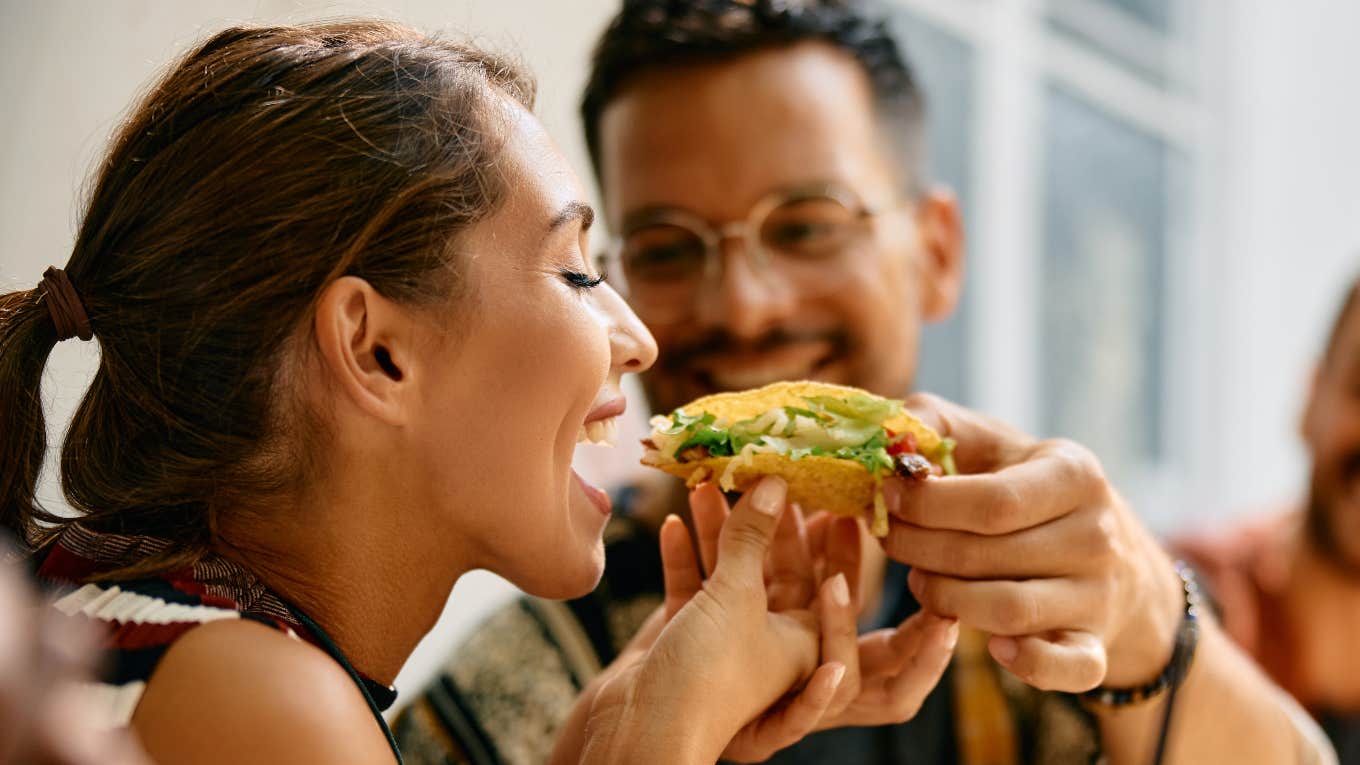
[581,476,847,763]
[664,482,958,762]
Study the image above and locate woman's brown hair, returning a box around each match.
[0,21,534,575]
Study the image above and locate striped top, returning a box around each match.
[36,523,399,730]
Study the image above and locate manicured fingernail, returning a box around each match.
[991,636,1019,663]
[829,662,847,688]
[829,573,850,607]
[943,620,960,650]
[749,476,786,516]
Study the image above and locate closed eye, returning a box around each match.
[562,268,607,290]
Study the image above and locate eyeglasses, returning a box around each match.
[602,184,889,318]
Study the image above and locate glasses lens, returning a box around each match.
[620,224,708,285]
[759,195,860,260]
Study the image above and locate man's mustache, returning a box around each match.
[659,327,850,370]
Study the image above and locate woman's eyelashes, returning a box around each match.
[561,268,607,290]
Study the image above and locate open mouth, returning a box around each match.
[577,416,620,446]
[577,396,626,447]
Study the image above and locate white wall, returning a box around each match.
[1,0,1357,708]
[1201,0,1360,527]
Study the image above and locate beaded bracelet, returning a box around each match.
[1080,560,1203,708]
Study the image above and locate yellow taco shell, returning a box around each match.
[641,381,945,522]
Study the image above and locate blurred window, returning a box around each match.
[885,0,1206,529]
[891,12,976,404]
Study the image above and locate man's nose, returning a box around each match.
[695,234,797,340]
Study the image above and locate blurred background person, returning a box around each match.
[1176,274,1360,763]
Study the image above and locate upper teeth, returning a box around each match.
[579,417,619,447]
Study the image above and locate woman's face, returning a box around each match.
[412,101,656,599]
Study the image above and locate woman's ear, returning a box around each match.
[312,276,415,426]
[914,188,965,323]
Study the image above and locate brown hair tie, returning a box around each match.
[40,266,93,341]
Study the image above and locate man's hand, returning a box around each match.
[879,393,1185,691]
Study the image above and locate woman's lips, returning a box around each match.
[584,396,626,424]
[573,469,612,517]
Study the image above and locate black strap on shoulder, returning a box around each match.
[281,601,405,765]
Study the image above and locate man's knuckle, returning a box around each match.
[982,484,1023,531]
[1082,509,1119,559]
[904,391,940,410]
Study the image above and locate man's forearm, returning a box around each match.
[1094,617,1337,765]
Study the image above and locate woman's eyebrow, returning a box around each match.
[547,200,595,234]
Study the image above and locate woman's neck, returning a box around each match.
[216,459,470,685]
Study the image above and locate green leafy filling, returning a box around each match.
[660,395,906,476]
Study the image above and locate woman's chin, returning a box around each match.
[513,536,606,600]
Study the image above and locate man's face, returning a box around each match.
[1303,293,1360,570]
[597,42,962,414]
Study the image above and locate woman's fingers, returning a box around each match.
[817,573,861,718]
[712,476,788,595]
[823,516,863,607]
[722,661,846,763]
[988,630,1106,692]
[660,515,703,620]
[767,501,814,611]
[688,482,729,577]
[879,613,958,721]
[805,511,830,582]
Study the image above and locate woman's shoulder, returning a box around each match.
[130,617,393,764]
[39,525,396,763]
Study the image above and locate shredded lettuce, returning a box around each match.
[653,394,914,477]
[802,394,902,424]
[937,437,958,476]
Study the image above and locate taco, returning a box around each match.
[640,381,956,537]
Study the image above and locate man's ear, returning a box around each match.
[914,188,965,323]
[312,276,414,426]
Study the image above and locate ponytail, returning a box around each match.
[0,287,61,548]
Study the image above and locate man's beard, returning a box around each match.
[643,326,851,413]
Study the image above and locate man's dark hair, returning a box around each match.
[581,0,926,192]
